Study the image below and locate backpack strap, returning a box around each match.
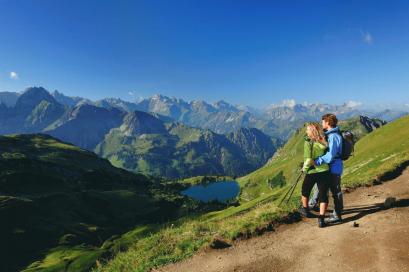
[326,130,342,159]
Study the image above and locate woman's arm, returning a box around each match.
[303,140,312,172]
[315,134,339,165]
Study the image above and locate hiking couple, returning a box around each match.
[299,113,344,228]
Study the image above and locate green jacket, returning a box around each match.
[303,136,330,174]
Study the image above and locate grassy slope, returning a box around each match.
[237,115,393,201]
[95,115,409,272]
[342,115,409,187]
[237,125,304,202]
[96,122,278,179]
[0,134,187,272]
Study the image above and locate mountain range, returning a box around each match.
[90,94,406,140]
[1,87,406,178]
[52,92,408,138]
[2,88,407,138]
[0,87,280,178]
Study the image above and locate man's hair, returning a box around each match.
[321,113,338,127]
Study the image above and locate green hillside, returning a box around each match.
[342,115,409,187]
[238,115,390,201]
[96,116,278,179]
[238,133,303,201]
[0,134,188,272]
[93,115,408,272]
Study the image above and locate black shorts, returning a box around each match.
[302,171,331,203]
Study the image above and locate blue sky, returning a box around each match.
[1,0,409,108]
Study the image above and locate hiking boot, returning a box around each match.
[324,213,342,224]
[318,216,326,228]
[299,207,313,218]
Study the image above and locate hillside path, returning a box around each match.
[155,167,409,272]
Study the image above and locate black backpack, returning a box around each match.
[327,129,355,160]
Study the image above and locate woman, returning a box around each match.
[299,123,331,228]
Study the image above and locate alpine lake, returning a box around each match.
[181,181,240,202]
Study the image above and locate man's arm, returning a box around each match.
[315,135,338,166]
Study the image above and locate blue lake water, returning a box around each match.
[181,181,240,202]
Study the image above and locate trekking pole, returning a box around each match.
[278,171,304,207]
[278,178,298,207]
[283,171,304,205]
[285,172,304,204]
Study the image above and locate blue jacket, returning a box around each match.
[315,126,343,175]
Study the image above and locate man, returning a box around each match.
[313,113,344,224]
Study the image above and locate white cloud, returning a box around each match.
[345,100,363,108]
[268,99,298,109]
[128,91,145,102]
[361,31,373,45]
[10,71,19,79]
[280,99,297,108]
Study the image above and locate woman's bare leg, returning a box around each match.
[320,202,328,216]
[302,196,309,208]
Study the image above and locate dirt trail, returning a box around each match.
[156,167,409,272]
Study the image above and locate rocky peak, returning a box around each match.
[359,115,387,132]
[119,111,167,136]
[15,87,57,112]
[51,90,88,106]
[212,100,239,112]
[67,103,123,122]
[190,100,215,112]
